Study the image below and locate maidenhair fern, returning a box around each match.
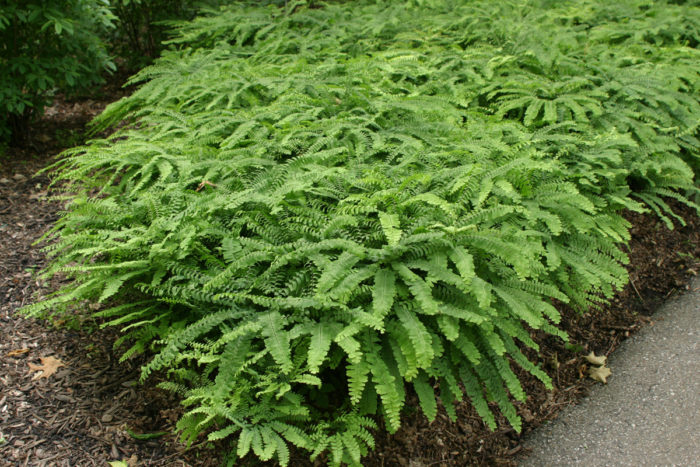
[25,0,699,465]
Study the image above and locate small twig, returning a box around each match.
[629,277,644,303]
[86,433,112,446]
[21,438,46,451]
[601,325,635,331]
[506,444,523,456]
[195,180,217,192]
[33,452,66,465]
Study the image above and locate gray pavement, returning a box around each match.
[519,277,700,467]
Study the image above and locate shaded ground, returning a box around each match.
[0,90,698,466]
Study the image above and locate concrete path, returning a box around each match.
[519,277,700,467]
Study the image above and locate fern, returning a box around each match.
[24,0,700,464]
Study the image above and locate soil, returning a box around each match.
[0,86,698,467]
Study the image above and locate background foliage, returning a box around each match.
[108,0,239,70]
[0,0,116,145]
[25,0,699,465]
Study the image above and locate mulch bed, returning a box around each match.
[1,88,698,466]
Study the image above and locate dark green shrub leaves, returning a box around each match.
[0,0,115,144]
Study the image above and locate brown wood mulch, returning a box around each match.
[0,90,698,467]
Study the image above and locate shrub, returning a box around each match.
[0,0,116,145]
[25,0,699,465]
[108,0,242,70]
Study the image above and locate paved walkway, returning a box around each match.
[519,277,700,467]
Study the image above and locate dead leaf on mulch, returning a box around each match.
[588,365,612,384]
[584,351,607,366]
[6,348,30,357]
[108,456,138,467]
[27,356,65,380]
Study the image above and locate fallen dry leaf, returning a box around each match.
[108,457,138,467]
[588,365,612,383]
[584,351,607,366]
[7,348,30,357]
[27,356,65,380]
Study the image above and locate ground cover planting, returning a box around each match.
[22,0,699,465]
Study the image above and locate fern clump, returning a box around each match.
[25,0,699,464]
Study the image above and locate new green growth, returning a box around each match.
[24,0,699,465]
